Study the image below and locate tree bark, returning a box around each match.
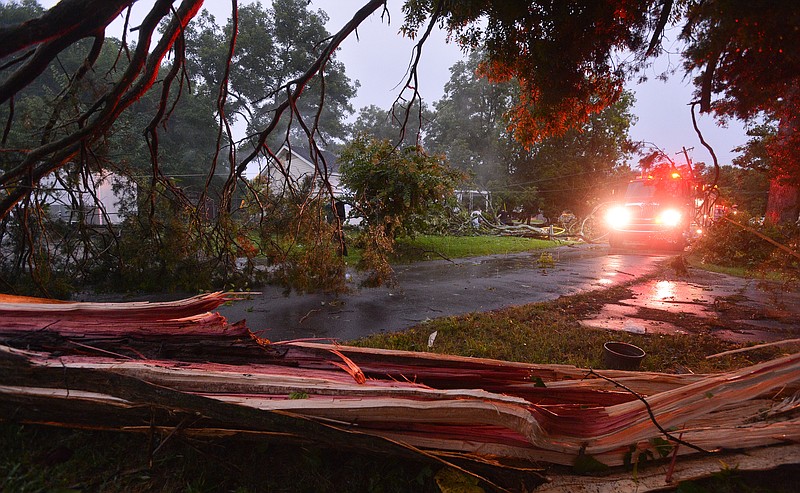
[765,174,799,224]
[765,89,800,224]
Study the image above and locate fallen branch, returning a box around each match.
[706,337,800,359]
[1,294,798,482]
[721,216,800,262]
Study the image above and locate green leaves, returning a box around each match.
[339,135,464,241]
[184,0,356,146]
[338,135,464,286]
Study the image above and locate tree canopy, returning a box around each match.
[425,49,637,218]
[3,1,797,210]
[184,1,357,147]
[425,50,516,186]
[338,135,463,285]
[678,0,800,222]
[401,0,799,220]
[350,100,431,148]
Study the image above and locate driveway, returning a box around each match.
[580,263,800,344]
[218,244,668,342]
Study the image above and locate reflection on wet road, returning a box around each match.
[581,269,800,343]
[218,245,666,342]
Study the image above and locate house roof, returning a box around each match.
[278,144,340,175]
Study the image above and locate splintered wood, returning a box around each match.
[1,293,798,483]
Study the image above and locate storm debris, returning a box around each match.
[1,293,799,488]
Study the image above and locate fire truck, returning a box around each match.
[605,155,718,250]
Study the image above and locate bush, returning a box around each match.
[338,135,465,285]
[693,213,800,275]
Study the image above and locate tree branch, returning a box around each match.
[0,0,131,59]
[645,0,674,57]
[235,0,387,177]
[0,0,204,220]
[394,0,443,147]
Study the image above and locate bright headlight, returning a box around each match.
[657,209,682,227]
[606,206,631,229]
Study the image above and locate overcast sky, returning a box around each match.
[39,0,751,168]
[317,0,750,168]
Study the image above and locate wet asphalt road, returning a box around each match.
[218,245,667,342]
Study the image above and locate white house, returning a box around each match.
[257,144,366,225]
[41,170,135,226]
[261,144,344,196]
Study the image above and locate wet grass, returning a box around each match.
[391,235,562,263]
[343,234,562,265]
[688,255,796,283]
[352,283,782,374]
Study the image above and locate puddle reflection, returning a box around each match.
[597,256,625,285]
[628,280,713,317]
[654,280,676,301]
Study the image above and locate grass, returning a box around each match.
[687,256,750,278]
[392,235,562,263]
[352,283,781,374]
[343,233,563,265]
[687,254,796,283]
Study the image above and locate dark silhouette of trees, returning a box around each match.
[680,0,800,223]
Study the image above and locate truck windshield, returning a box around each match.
[625,181,657,200]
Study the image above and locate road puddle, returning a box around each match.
[580,276,800,343]
[626,280,714,317]
[580,302,688,335]
[581,279,716,335]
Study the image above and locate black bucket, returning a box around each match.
[603,341,646,370]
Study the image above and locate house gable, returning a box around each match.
[41,171,135,226]
[263,144,343,195]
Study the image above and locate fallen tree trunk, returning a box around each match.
[1,294,798,490]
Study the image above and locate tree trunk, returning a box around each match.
[765,89,800,225]
[3,295,800,477]
[765,174,800,224]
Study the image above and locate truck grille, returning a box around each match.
[638,204,657,218]
[624,204,658,230]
